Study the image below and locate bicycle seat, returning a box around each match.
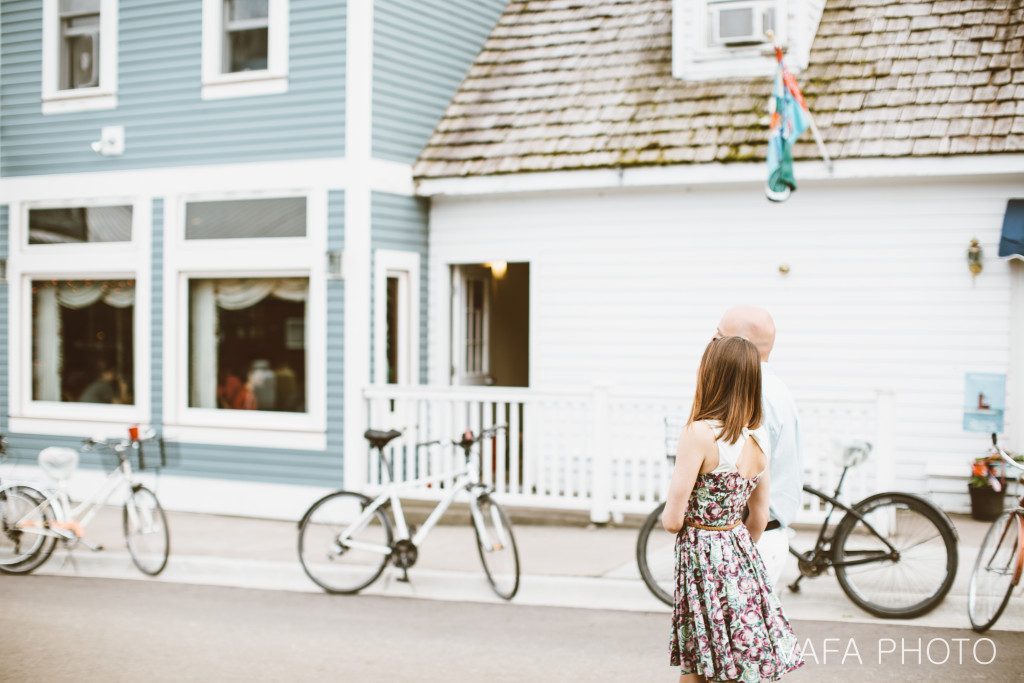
[839,441,872,468]
[39,447,79,482]
[364,429,402,451]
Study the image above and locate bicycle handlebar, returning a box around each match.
[415,425,508,450]
[990,433,1024,475]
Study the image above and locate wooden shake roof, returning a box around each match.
[413,0,1024,180]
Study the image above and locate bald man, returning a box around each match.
[716,305,802,590]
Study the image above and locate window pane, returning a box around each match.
[32,279,135,405]
[227,0,269,22]
[386,277,399,384]
[188,278,308,413]
[228,28,269,72]
[719,8,755,39]
[29,206,132,244]
[185,198,305,240]
[60,0,100,15]
[61,13,99,89]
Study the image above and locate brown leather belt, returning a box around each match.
[685,520,740,532]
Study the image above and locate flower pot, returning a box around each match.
[968,485,1005,522]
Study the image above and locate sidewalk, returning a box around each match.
[29,506,1023,632]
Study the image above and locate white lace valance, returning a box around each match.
[212,278,309,310]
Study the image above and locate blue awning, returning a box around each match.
[999,199,1024,258]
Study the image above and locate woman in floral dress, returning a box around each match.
[663,336,803,682]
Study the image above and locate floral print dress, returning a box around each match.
[669,424,804,682]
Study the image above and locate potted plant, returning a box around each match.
[969,455,1006,521]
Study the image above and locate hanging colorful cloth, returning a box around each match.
[765,47,811,202]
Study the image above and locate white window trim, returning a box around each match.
[162,190,327,445]
[201,0,290,100]
[7,198,151,427]
[373,250,421,385]
[41,0,118,114]
[672,0,807,81]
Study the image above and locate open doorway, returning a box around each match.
[451,262,529,387]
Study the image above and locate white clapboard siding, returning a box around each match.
[427,176,1019,501]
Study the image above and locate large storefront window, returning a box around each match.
[31,279,135,404]
[188,277,307,412]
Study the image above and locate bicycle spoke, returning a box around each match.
[968,511,1019,632]
[834,494,957,619]
[298,491,393,594]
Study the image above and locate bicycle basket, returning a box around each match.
[136,438,168,471]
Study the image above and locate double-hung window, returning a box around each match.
[164,194,326,449]
[201,0,290,100]
[41,0,118,113]
[9,201,150,434]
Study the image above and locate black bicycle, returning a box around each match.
[637,441,959,619]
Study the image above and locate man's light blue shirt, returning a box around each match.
[760,362,802,528]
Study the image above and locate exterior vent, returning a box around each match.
[709,1,775,46]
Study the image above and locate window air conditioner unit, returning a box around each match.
[709,1,775,47]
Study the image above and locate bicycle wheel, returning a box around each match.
[637,502,674,606]
[298,491,393,594]
[968,510,1021,633]
[0,485,59,575]
[123,485,170,576]
[833,492,958,619]
[472,494,520,600]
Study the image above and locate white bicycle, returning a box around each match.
[298,425,520,599]
[0,428,170,576]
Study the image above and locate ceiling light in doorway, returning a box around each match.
[487,261,508,278]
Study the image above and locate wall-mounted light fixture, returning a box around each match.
[90,126,125,156]
[487,261,508,279]
[967,238,983,280]
[326,249,344,279]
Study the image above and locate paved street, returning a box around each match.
[2,576,1023,683]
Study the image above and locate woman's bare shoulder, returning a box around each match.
[679,420,717,455]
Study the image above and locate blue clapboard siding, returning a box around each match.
[0,0,346,177]
[326,190,346,485]
[0,205,7,434]
[372,0,506,164]
[370,191,429,384]
[150,198,164,429]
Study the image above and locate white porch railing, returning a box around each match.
[361,385,893,524]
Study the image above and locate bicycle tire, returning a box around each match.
[123,485,170,576]
[833,492,958,619]
[472,495,520,600]
[637,502,674,606]
[298,490,393,594]
[0,485,59,575]
[967,510,1020,633]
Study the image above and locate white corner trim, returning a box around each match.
[415,154,1024,197]
[343,0,374,490]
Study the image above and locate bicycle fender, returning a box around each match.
[852,491,959,542]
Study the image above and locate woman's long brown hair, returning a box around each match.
[687,336,762,444]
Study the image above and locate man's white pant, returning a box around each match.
[756,527,790,592]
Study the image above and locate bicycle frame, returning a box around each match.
[341,448,487,557]
[12,457,136,542]
[791,481,900,569]
[984,439,1024,586]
